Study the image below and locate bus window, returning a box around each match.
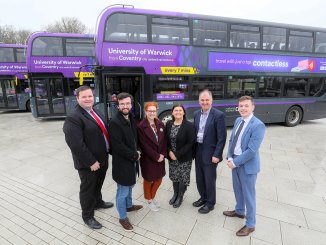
[263,27,286,50]
[283,78,308,97]
[0,48,15,62]
[230,25,260,49]
[288,30,313,52]
[192,77,225,99]
[315,32,326,53]
[258,77,282,97]
[32,37,63,56]
[193,20,227,47]
[227,77,256,98]
[105,13,148,43]
[309,78,324,96]
[152,17,189,45]
[153,76,189,100]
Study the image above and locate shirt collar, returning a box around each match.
[201,107,211,116]
[242,113,254,123]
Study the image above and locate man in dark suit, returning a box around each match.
[108,92,143,232]
[223,96,265,236]
[63,86,113,229]
[193,89,227,214]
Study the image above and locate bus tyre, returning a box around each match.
[159,111,172,125]
[26,100,31,112]
[285,106,302,127]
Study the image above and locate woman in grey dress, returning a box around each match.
[166,104,196,208]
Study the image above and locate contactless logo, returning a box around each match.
[308,60,315,71]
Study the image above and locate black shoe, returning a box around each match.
[95,201,114,210]
[198,205,214,214]
[192,198,206,207]
[173,183,187,208]
[169,182,179,205]
[84,217,102,229]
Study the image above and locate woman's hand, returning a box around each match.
[169,151,177,161]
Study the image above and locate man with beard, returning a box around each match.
[108,92,143,232]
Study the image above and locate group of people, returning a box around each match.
[63,86,265,237]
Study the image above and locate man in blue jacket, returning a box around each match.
[223,96,265,236]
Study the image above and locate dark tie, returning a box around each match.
[229,120,245,156]
[90,110,110,147]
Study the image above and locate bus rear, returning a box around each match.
[26,32,96,118]
[0,44,29,111]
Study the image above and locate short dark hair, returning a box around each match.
[117,92,134,103]
[239,95,254,104]
[75,85,91,97]
[171,104,186,121]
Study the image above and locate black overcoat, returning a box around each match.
[108,112,139,186]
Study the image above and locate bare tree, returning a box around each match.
[0,25,32,44]
[45,17,87,33]
[0,25,16,43]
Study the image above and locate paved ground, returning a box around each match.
[0,111,326,245]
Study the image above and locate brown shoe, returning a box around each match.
[236,225,255,236]
[223,210,245,219]
[119,218,133,232]
[126,205,144,212]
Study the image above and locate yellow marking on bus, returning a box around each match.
[24,75,28,79]
[161,67,196,74]
[160,91,180,94]
[15,77,18,86]
[74,72,94,85]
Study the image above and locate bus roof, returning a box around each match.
[0,43,26,49]
[96,5,326,46]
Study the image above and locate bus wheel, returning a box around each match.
[26,100,31,112]
[285,106,302,127]
[159,111,172,125]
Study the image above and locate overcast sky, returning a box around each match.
[2,0,326,31]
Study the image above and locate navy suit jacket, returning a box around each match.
[227,115,265,174]
[63,105,108,170]
[194,107,227,164]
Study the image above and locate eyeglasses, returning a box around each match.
[146,110,157,113]
[119,102,131,107]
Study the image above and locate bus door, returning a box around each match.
[102,74,143,120]
[33,78,65,117]
[0,79,18,109]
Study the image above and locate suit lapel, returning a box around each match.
[194,112,200,131]
[241,116,255,141]
[203,110,213,140]
[78,105,102,130]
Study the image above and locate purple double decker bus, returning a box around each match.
[94,5,326,126]
[26,32,96,118]
[0,44,30,111]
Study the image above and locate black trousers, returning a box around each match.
[195,144,217,208]
[78,166,107,221]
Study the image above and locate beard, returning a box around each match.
[120,108,130,115]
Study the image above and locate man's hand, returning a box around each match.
[212,156,220,164]
[90,161,100,171]
[227,160,236,169]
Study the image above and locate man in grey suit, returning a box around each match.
[223,96,265,236]
[193,90,227,214]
